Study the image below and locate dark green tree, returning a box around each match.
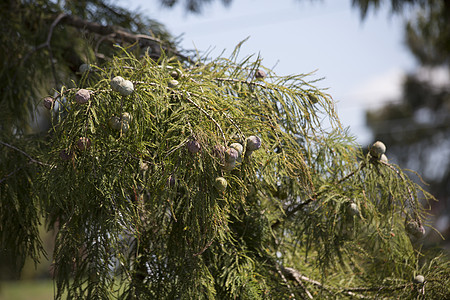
[1,0,449,299]
[161,0,232,13]
[0,0,178,280]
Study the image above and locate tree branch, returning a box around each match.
[18,13,67,86]
[0,165,26,184]
[379,160,421,224]
[181,91,227,143]
[215,77,268,89]
[275,262,299,299]
[59,14,188,60]
[281,266,371,299]
[0,141,53,168]
[271,198,314,229]
[61,14,161,44]
[343,284,409,292]
[193,239,214,257]
[272,160,366,230]
[334,161,366,185]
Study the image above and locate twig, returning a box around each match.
[215,77,269,89]
[62,14,162,44]
[16,13,67,86]
[282,267,333,295]
[181,91,227,143]
[222,112,244,140]
[272,160,367,230]
[193,239,214,257]
[275,263,298,299]
[46,13,67,85]
[282,266,371,299]
[379,160,420,224]
[343,284,409,292]
[0,165,26,184]
[94,33,114,58]
[271,198,314,229]
[0,141,53,168]
[335,161,366,185]
[20,13,67,66]
[60,14,188,60]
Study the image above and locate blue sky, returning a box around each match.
[118,0,418,144]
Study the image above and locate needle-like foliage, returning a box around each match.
[20,45,447,299]
[1,1,449,298]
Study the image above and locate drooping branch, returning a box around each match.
[215,77,268,89]
[61,14,160,42]
[379,159,420,222]
[59,14,188,60]
[20,12,187,75]
[272,158,371,230]
[334,161,366,185]
[342,284,410,293]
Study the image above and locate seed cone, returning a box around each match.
[370,141,386,158]
[214,177,227,192]
[75,89,91,104]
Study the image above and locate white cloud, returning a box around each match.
[417,66,450,88]
[345,68,406,109]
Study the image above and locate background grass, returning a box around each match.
[0,280,55,300]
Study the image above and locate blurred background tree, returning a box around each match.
[363,0,450,249]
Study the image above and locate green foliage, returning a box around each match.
[0,0,179,283]
[2,0,449,299]
[0,0,174,132]
[9,45,441,298]
[0,137,46,279]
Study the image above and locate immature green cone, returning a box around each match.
[108,116,121,131]
[370,141,386,158]
[121,121,130,133]
[245,135,261,157]
[110,76,134,96]
[79,63,91,73]
[187,139,201,154]
[246,135,261,151]
[225,148,239,163]
[254,69,266,80]
[214,177,227,192]
[347,202,360,217]
[168,79,179,88]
